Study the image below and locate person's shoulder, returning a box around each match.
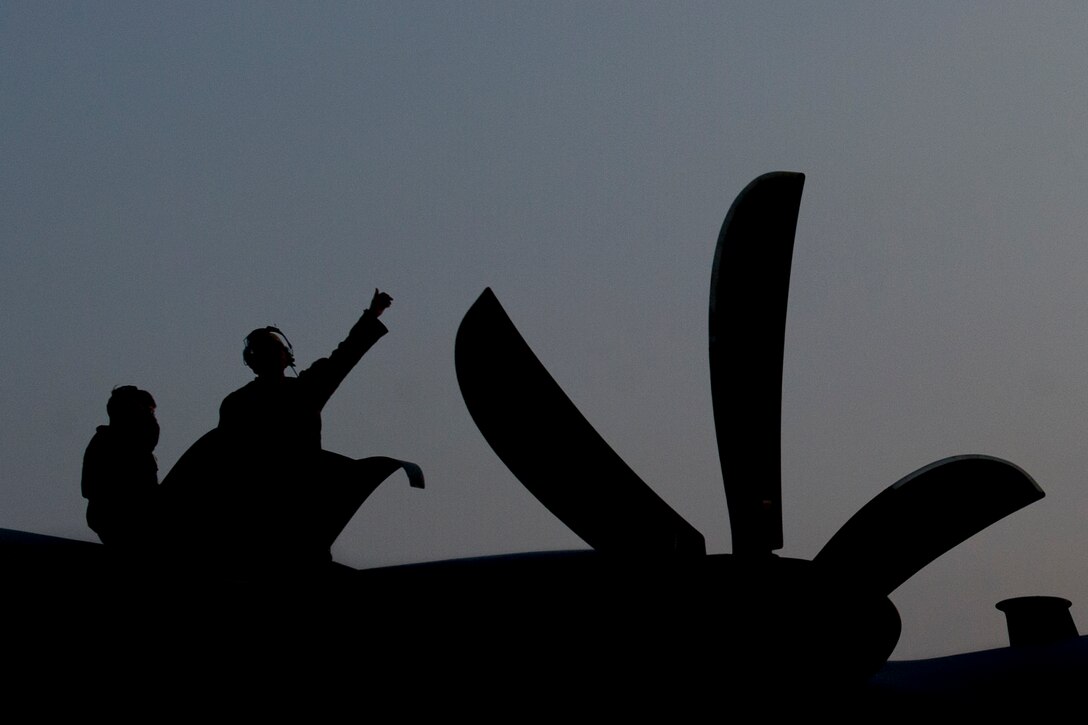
[221,377,302,408]
[219,380,258,415]
[222,379,261,401]
[85,425,111,451]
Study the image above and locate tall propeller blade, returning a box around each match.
[710,172,805,555]
[456,288,706,556]
[814,455,1044,595]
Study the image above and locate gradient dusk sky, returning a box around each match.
[4,3,1088,660]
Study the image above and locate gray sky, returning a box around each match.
[4,2,1088,660]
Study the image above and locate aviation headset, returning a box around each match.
[243,326,297,373]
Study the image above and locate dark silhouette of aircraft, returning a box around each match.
[1,172,1080,711]
[444,171,1049,693]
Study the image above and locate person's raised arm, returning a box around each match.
[302,289,394,407]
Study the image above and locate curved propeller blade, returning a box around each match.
[814,455,1044,595]
[710,172,805,555]
[455,288,706,556]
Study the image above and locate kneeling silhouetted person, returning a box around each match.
[82,386,161,554]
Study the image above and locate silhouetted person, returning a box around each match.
[213,289,395,570]
[82,386,160,554]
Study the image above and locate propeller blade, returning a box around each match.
[814,455,1044,595]
[710,172,805,554]
[455,288,706,556]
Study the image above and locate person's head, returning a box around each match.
[243,327,295,378]
[106,386,159,449]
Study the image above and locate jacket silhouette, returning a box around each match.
[82,386,160,553]
[209,293,393,570]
